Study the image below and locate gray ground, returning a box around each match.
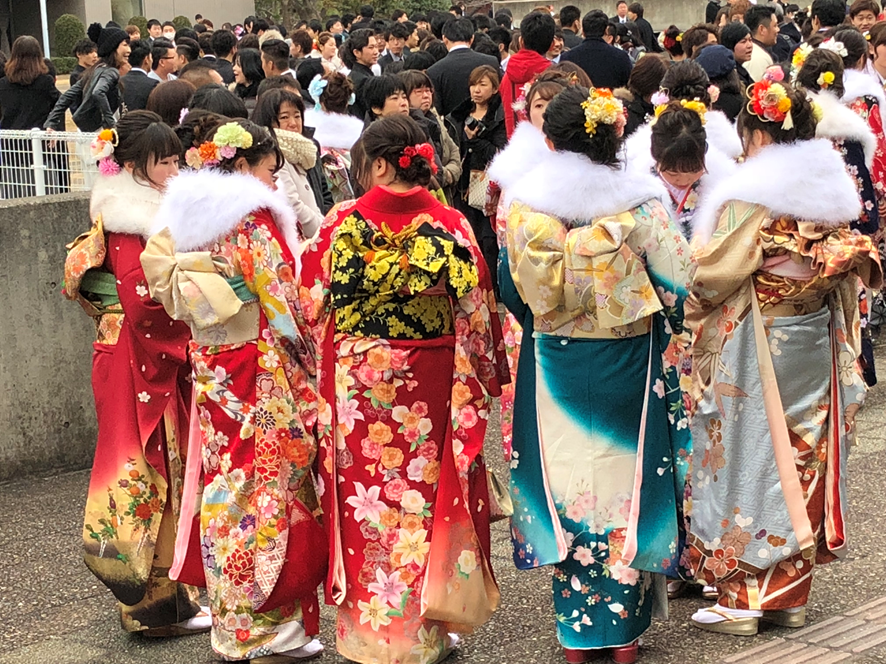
[3,347,886,664]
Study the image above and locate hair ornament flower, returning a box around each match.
[650,89,670,107]
[707,84,720,104]
[762,65,785,83]
[817,71,835,89]
[398,143,438,174]
[91,128,118,159]
[308,74,328,111]
[653,98,707,124]
[185,122,253,169]
[747,79,794,129]
[676,33,683,42]
[790,42,814,81]
[580,88,627,138]
[820,39,848,57]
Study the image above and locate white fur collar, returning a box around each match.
[90,170,162,238]
[702,110,743,160]
[304,108,364,151]
[693,139,861,245]
[809,89,876,167]
[508,148,667,222]
[841,68,886,131]
[154,170,301,257]
[487,122,548,191]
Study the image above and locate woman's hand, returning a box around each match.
[464,123,479,140]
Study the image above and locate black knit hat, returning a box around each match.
[87,22,129,58]
[695,44,736,79]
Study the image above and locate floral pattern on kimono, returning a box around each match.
[686,203,882,610]
[504,198,694,647]
[145,209,320,660]
[300,186,508,664]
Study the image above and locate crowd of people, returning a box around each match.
[46,0,886,662]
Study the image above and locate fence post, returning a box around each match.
[30,130,46,197]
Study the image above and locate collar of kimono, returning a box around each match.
[359,184,441,215]
[692,137,862,246]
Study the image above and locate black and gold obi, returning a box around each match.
[330,213,479,339]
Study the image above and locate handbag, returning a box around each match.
[487,469,514,523]
[467,169,489,210]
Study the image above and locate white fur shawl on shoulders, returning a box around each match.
[90,170,162,238]
[508,148,667,223]
[809,88,877,167]
[842,68,886,128]
[304,108,364,151]
[153,169,301,257]
[693,138,861,246]
[487,122,549,192]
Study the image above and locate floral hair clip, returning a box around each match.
[308,75,328,111]
[398,143,438,174]
[653,98,708,124]
[790,42,814,81]
[820,39,848,57]
[91,128,120,177]
[817,71,835,89]
[185,122,253,170]
[650,89,670,107]
[747,79,794,129]
[707,84,720,104]
[580,88,627,138]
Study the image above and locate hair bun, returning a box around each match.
[87,22,103,44]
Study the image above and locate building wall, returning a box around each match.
[0,193,98,482]
[141,0,255,25]
[492,0,705,31]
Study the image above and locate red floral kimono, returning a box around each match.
[63,171,201,632]
[141,169,322,660]
[300,185,509,664]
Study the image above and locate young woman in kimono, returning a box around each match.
[63,110,209,635]
[797,51,881,388]
[686,78,882,635]
[298,114,509,664]
[503,85,694,664]
[629,100,737,242]
[141,119,324,661]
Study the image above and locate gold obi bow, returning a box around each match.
[141,228,260,344]
[564,212,663,329]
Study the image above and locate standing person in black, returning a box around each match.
[561,10,632,89]
[211,29,237,85]
[45,23,130,132]
[344,29,379,119]
[560,5,584,48]
[627,2,662,52]
[121,39,158,112]
[70,39,97,87]
[0,36,61,196]
[427,18,499,116]
[720,21,755,87]
[351,5,375,32]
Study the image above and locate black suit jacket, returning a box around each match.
[121,69,158,112]
[634,17,662,53]
[562,29,583,49]
[212,58,236,85]
[560,38,632,90]
[378,48,411,72]
[349,62,376,119]
[427,48,501,117]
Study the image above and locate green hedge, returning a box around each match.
[54,14,86,58]
[50,56,78,75]
[127,15,148,34]
[172,15,191,30]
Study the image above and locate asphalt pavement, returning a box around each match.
[3,346,886,664]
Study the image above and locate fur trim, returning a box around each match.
[841,68,886,128]
[304,108,364,151]
[154,170,301,257]
[276,128,317,170]
[704,110,743,160]
[90,170,163,238]
[693,139,861,245]
[809,89,876,167]
[487,122,549,191]
[508,149,667,223]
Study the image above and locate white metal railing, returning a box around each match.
[0,129,99,199]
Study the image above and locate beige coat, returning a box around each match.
[275,128,324,240]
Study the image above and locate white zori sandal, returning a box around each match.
[691,605,763,636]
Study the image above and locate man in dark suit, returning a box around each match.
[627,2,662,52]
[378,22,412,70]
[351,4,374,32]
[561,10,632,90]
[427,18,499,116]
[210,29,237,85]
[560,5,583,48]
[122,39,158,112]
[344,29,379,119]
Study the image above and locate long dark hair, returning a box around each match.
[234,48,265,97]
[5,36,48,85]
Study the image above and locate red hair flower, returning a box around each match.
[398,143,438,174]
